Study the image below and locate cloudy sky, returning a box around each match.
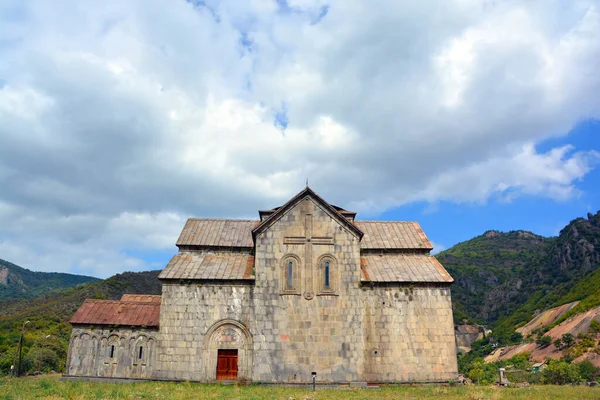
[1,0,599,278]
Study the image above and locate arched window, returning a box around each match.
[133,336,151,366]
[319,255,336,295]
[324,261,330,288]
[281,255,300,295]
[287,260,293,289]
[104,335,119,364]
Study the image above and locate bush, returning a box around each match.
[579,337,596,350]
[589,319,600,334]
[542,359,581,384]
[467,367,484,384]
[23,347,61,373]
[553,338,562,348]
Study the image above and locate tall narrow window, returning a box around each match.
[110,345,115,358]
[287,261,293,289]
[319,256,336,295]
[139,346,143,359]
[325,261,330,288]
[281,255,300,294]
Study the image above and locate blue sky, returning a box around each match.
[383,120,600,252]
[0,0,599,277]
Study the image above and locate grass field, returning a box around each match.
[1,375,599,400]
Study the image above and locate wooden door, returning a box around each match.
[216,349,238,380]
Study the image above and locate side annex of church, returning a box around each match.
[65,187,458,383]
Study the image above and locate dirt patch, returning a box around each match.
[516,301,579,337]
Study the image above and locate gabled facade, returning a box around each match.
[65,188,458,383]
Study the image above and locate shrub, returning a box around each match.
[468,367,484,384]
[579,337,595,350]
[589,319,600,334]
[553,338,562,349]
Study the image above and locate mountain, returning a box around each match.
[439,230,554,325]
[437,210,600,341]
[0,269,161,374]
[0,258,99,300]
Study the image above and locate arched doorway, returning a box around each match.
[202,320,253,382]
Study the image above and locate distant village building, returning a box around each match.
[65,188,458,383]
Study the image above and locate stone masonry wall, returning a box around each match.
[65,326,157,379]
[361,285,458,382]
[153,283,255,381]
[153,196,458,383]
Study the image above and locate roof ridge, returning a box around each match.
[356,220,416,223]
[83,299,160,305]
[186,218,258,222]
[83,299,121,303]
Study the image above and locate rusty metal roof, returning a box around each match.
[175,219,431,250]
[176,219,257,248]
[69,299,160,327]
[361,254,453,283]
[158,253,255,280]
[356,221,433,250]
[120,294,162,303]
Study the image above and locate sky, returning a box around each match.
[0,0,599,278]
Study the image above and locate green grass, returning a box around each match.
[0,375,599,400]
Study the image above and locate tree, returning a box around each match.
[537,335,552,347]
[510,332,523,344]
[561,333,575,347]
[576,360,598,382]
[553,338,563,349]
[507,353,530,370]
[468,367,484,384]
[542,359,581,384]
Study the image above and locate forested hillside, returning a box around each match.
[439,230,553,325]
[0,259,99,300]
[438,210,600,341]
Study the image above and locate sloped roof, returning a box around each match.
[69,299,160,327]
[361,254,453,283]
[176,219,258,248]
[159,253,255,280]
[356,221,433,250]
[252,187,364,242]
[120,294,162,303]
[175,219,431,250]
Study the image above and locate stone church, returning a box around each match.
[65,187,458,383]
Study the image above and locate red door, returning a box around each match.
[216,349,238,380]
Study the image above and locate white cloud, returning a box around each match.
[0,0,599,276]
